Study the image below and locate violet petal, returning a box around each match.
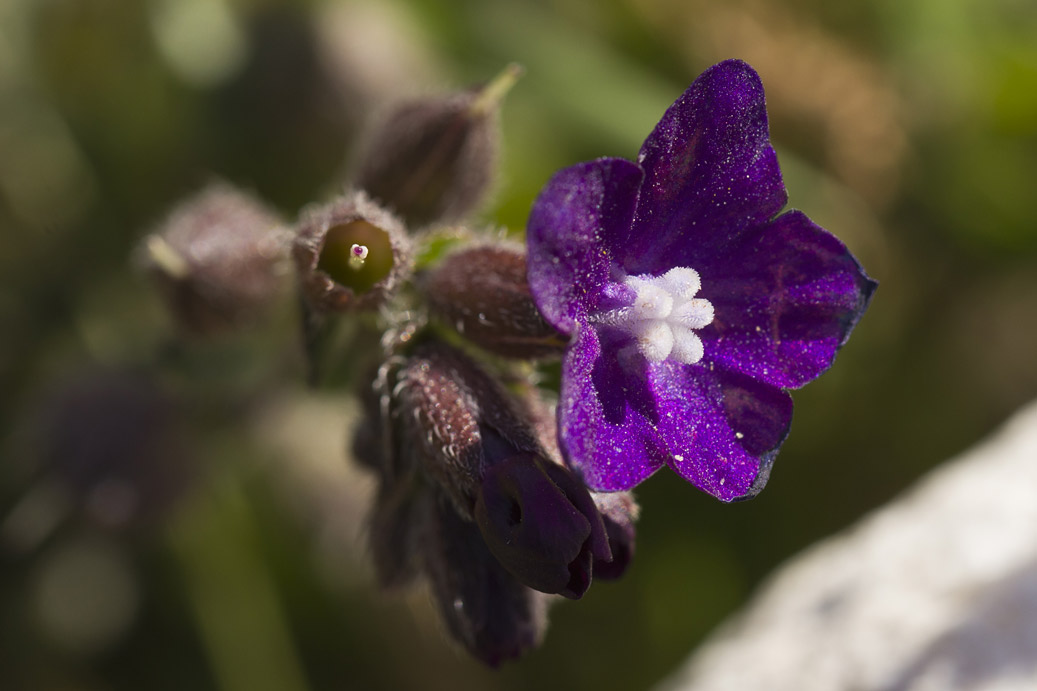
[526,158,643,335]
[701,209,877,389]
[648,361,793,501]
[558,324,668,492]
[625,59,787,275]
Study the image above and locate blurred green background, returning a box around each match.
[2,0,1037,689]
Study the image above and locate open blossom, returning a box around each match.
[526,60,876,500]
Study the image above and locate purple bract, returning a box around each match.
[526,60,876,500]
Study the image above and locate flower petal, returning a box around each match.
[701,210,877,389]
[527,158,644,335]
[557,323,668,491]
[649,361,793,501]
[625,60,787,274]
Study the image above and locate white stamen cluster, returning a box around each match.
[592,267,714,364]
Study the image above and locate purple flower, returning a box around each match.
[526,60,876,500]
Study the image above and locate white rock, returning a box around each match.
[658,399,1037,691]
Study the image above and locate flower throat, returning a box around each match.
[589,267,714,364]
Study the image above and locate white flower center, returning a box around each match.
[590,267,714,364]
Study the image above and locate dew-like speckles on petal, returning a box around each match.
[525,59,875,500]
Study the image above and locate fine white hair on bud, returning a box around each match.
[590,267,714,364]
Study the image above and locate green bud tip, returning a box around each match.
[469,63,524,117]
[144,235,190,279]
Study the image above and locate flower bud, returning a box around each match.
[353,64,521,229]
[351,365,395,476]
[352,365,423,587]
[475,453,611,599]
[422,245,565,358]
[393,341,543,517]
[367,474,424,589]
[292,189,412,313]
[139,182,288,335]
[591,491,639,580]
[420,490,548,666]
[356,341,626,663]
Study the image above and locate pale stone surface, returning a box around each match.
[658,399,1037,691]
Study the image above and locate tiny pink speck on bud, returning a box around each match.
[348,243,369,269]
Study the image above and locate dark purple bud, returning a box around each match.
[350,400,383,475]
[475,453,611,599]
[139,182,289,336]
[354,64,522,229]
[367,474,424,589]
[292,189,412,313]
[393,341,544,517]
[591,491,639,580]
[351,365,395,477]
[393,347,482,513]
[420,490,548,666]
[350,368,421,587]
[422,245,565,358]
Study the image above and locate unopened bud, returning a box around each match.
[367,474,424,589]
[420,489,548,666]
[354,64,522,229]
[393,341,544,517]
[475,453,611,599]
[351,365,391,476]
[353,365,422,587]
[139,182,288,335]
[590,491,639,580]
[292,189,412,313]
[422,244,564,358]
